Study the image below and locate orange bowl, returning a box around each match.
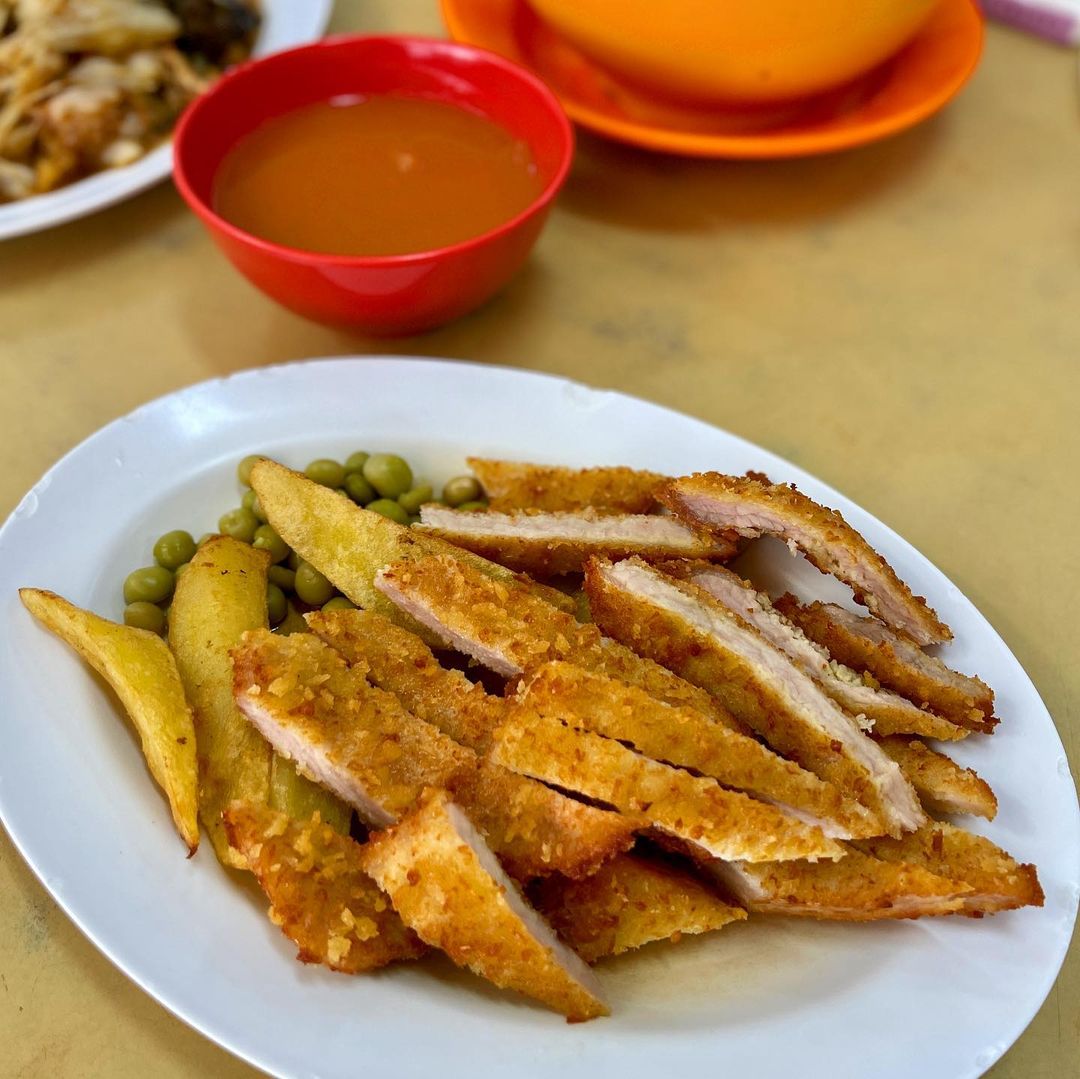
[526,0,941,104]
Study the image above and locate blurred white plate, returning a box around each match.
[0,358,1076,1079]
[0,0,332,241]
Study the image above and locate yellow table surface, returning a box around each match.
[1,2,1077,1075]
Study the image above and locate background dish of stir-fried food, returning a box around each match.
[0,0,259,202]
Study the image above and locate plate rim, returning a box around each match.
[441,0,984,158]
[1,356,1076,1079]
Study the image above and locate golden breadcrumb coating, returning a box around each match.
[856,822,1043,914]
[416,506,738,576]
[531,853,746,963]
[467,458,666,515]
[776,596,994,731]
[374,553,743,731]
[584,557,923,837]
[661,473,951,646]
[713,850,971,920]
[876,736,997,820]
[517,662,876,840]
[222,802,426,973]
[492,711,844,863]
[232,629,632,880]
[360,789,610,1021]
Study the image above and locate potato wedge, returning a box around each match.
[269,754,352,836]
[20,588,198,853]
[249,460,573,642]
[168,536,272,867]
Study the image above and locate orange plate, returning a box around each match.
[441,0,983,158]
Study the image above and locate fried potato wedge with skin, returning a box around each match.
[168,536,272,867]
[531,853,746,963]
[248,460,573,640]
[373,552,744,731]
[20,588,198,853]
[710,850,971,920]
[517,662,877,840]
[875,736,997,820]
[361,789,609,1021]
[467,458,666,514]
[855,822,1043,914]
[269,755,352,836]
[492,711,845,863]
[222,802,426,972]
[233,630,634,880]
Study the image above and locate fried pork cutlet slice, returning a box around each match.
[875,737,997,820]
[232,630,632,880]
[374,553,744,732]
[856,822,1042,914]
[468,457,666,515]
[415,506,738,576]
[307,608,508,751]
[492,711,844,863]
[661,472,951,646]
[517,662,876,840]
[585,558,923,838]
[361,789,609,1021]
[776,596,995,732]
[531,854,746,963]
[710,851,971,920]
[222,802,426,973]
[676,564,968,742]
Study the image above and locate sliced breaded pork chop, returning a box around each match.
[360,789,610,1021]
[875,737,997,820]
[661,472,951,645]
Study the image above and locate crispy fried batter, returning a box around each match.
[232,630,633,880]
[584,558,923,837]
[360,789,610,1021]
[856,822,1043,914]
[711,851,971,920]
[467,458,666,515]
[531,854,746,963]
[492,711,844,863]
[222,802,425,973]
[416,506,738,576]
[776,596,995,731]
[661,473,951,645]
[517,662,876,840]
[674,564,968,742]
[374,553,743,731]
[875,737,997,820]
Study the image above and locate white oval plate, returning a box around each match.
[0,0,333,241]
[0,358,1076,1079]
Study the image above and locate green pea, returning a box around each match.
[294,561,335,607]
[398,484,433,515]
[174,562,190,580]
[268,565,295,592]
[408,514,421,526]
[123,565,175,605]
[197,533,215,548]
[153,529,196,570]
[218,506,259,543]
[366,498,410,525]
[456,500,488,513]
[253,524,290,564]
[305,458,346,488]
[363,454,413,499]
[242,489,268,523]
[344,451,370,474]
[344,471,376,505]
[238,454,267,486]
[266,583,287,626]
[442,475,481,507]
[322,596,356,611]
[287,550,302,571]
[124,601,166,634]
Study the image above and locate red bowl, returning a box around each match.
[173,35,573,334]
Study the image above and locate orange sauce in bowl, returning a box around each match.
[211,95,545,257]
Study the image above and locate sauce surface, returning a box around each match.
[212,95,544,257]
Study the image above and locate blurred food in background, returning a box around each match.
[0,0,260,202]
